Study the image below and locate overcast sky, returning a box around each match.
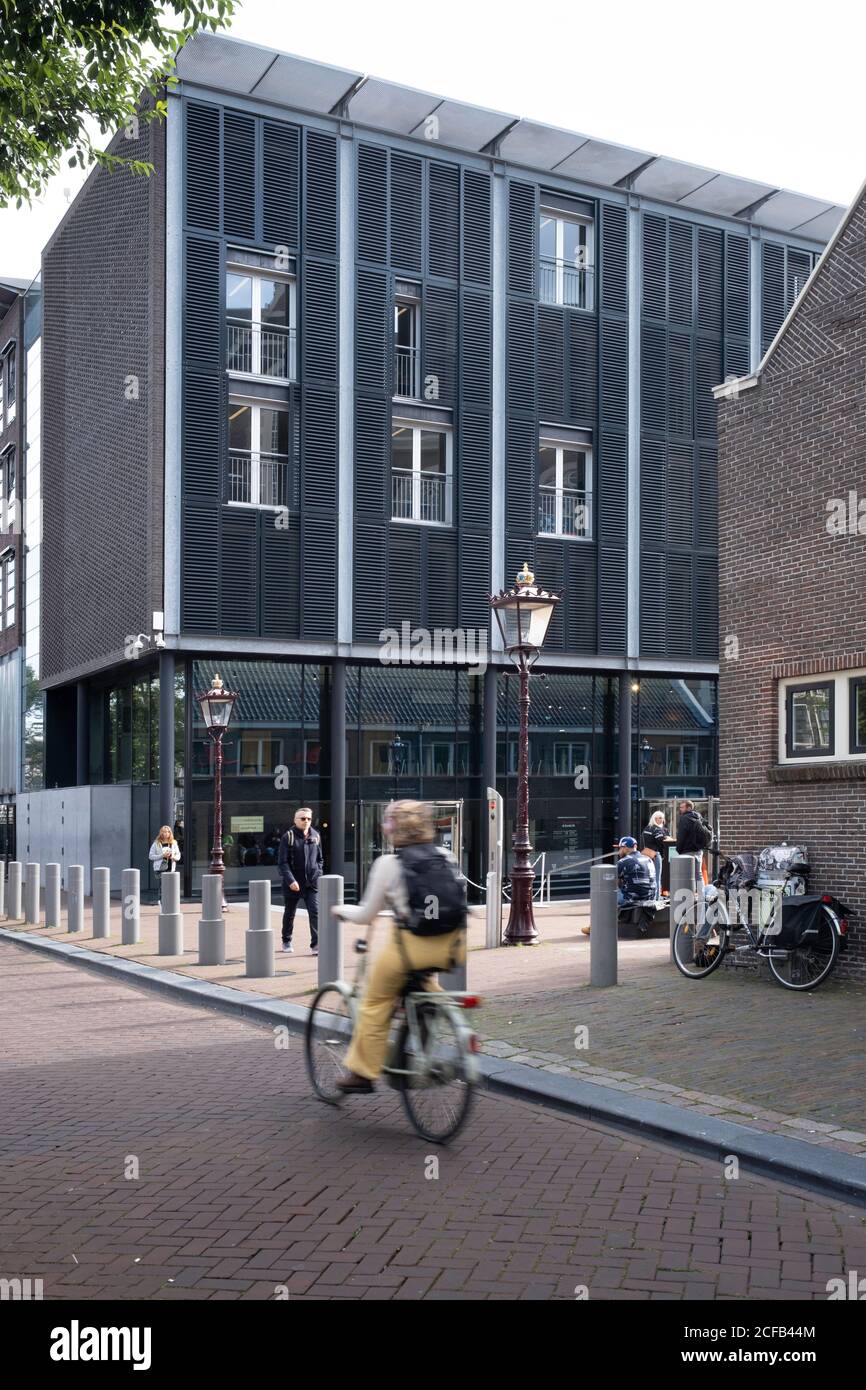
[3,0,864,282]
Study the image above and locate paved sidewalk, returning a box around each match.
[3,942,865,1301]
[4,894,866,1161]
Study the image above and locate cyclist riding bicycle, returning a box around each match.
[331,800,467,1095]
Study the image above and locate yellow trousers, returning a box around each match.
[344,925,466,1080]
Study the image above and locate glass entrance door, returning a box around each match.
[358,800,463,894]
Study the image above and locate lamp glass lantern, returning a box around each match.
[491,563,560,665]
[196,673,238,733]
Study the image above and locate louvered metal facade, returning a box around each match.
[172,83,827,667]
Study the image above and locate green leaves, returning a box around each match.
[0,0,238,205]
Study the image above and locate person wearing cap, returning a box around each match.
[581,836,655,935]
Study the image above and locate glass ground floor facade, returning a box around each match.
[41,655,718,899]
[185,657,717,901]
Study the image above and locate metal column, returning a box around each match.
[159,650,176,831]
[76,682,89,785]
[330,659,346,881]
[618,672,633,840]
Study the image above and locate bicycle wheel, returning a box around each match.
[672,897,728,980]
[766,909,839,991]
[305,986,354,1103]
[395,1002,474,1144]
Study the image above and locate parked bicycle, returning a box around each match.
[305,927,482,1143]
[672,848,849,992]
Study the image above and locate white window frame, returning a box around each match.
[777,670,866,765]
[539,207,595,310]
[538,437,592,539]
[393,290,421,401]
[226,264,296,383]
[235,734,284,777]
[391,419,453,528]
[552,740,591,776]
[0,548,14,631]
[227,399,291,512]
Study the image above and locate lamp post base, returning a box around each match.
[503,866,539,946]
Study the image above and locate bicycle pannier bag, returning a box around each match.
[766,896,826,949]
[397,844,467,937]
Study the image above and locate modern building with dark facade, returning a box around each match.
[29,31,842,900]
[715,175,866,974]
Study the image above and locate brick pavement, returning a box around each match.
[4,895,866,1159]
[1,938,866,1301]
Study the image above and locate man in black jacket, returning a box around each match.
[278,808,324,955]
[676,799,708,878]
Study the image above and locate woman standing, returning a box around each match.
[642,810,673,900]
[149,825,181,901]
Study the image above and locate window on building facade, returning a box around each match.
[850,678,866,755]
[539,204,594,310]
[0,448,14,501]
[226,255,296,382]
[394,281,421,399]
[228,401,290,509]
[784,681,834,758]
[5,345,16,421]
[538,438,592,538]
[0,358,4,425]
[0,549,14,630]
[391,420,452,526]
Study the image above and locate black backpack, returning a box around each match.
[695,818,714,850]
[396,844,467,937]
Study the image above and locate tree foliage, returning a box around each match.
[0,0,238,206]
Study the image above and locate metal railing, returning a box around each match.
[539,257,594,310]
[394,344,420,398]
[227,323,296,380]
[228,451,289,508]
[391,469,447,524]
[539,487,591,537]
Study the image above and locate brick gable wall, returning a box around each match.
[717,186,866,975]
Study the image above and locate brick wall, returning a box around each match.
[717,191,866,976]
[41,113,165,686]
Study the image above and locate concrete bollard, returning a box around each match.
[67,865,84,934]
[157,871,184,955]
[45,864,61,928]
[24,862,40,925]
[484,870,501,949]
[0,863,5,920]
[245,879,274,977]
[92,867,111,939]
[590,862,618,987]
[198,874,226,966]
[8,861,23,921]
[121,868,141,945]
[317,874,344,987]
[669,855,697,963]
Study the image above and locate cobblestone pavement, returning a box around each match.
[5,897,866,1159]
[2,940,865,1301]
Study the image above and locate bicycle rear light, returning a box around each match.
[468,1034,480,1053]
[458,994,483,1008]
[821,894,833,904]
[840,918,849,934]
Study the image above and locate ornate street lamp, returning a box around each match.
[195,672,239,907]
[491,564,561,946]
